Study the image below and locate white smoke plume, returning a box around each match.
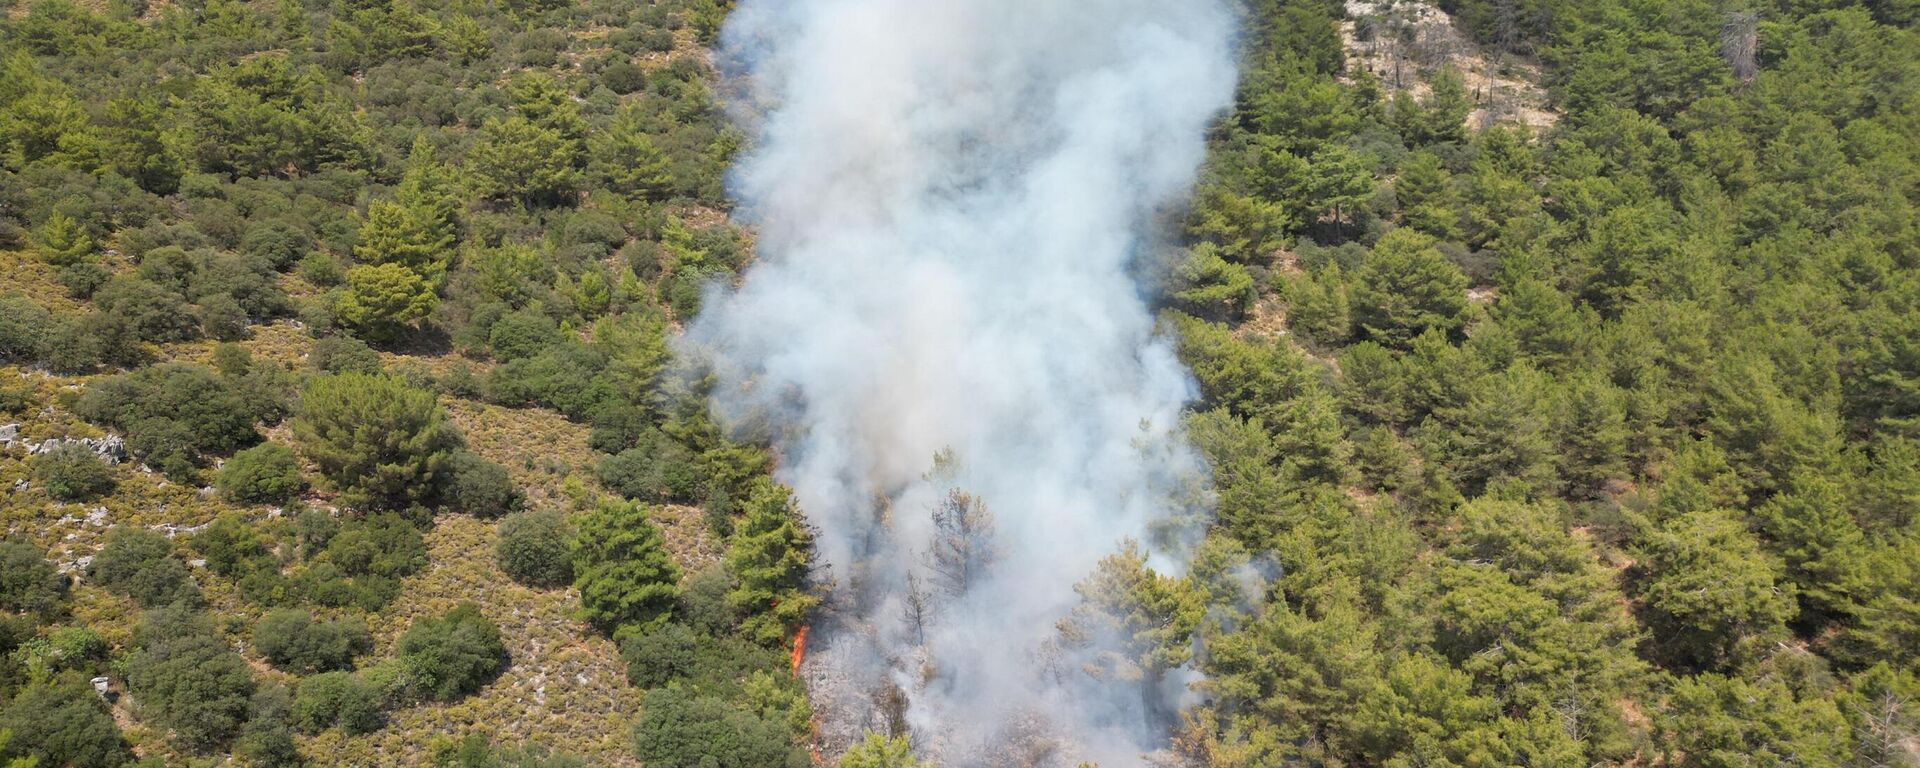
[686,0,1238,764]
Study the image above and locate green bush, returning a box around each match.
[0,680,131,767]
[293,671,383,734]
[620,622,700,688]
[241,220,313,271]
[86,527,201,608]
[397,603,506,701]
[496,509,574,588]
[126,606,255,752]
[308,335,383,374]
[235,684,301,768]
[487,308,562,362]
[93,275,199,343]
[254,609,372,674]
[594,429,701,503]
[0,540,70,617]
[431,734,587,768]
[217,443,305,504]
[600,61,647,94]
[0,294,55,364]
[446,450,522,518]
[31,443,115,501]
[630,687,808,768]
[300,251,344,286]
[191,513,275,578]
[74,362,269,479]
[676,565,739,636]
[294,512,427,610]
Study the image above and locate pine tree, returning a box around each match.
[355,199,452,282]
[1755,475,1869,625]
[589,104,675,200]
[841,733,923,768]
[467,116,580,206]
[292,372,458,511]
[925,489,996,598]
[1394,150,1462,239]
[573,498,681,635]
[1351,228,1470,347]
[33,211,92,267]
[1058,541,1205,683]
[1308,143,1373,236]
[1637,509,1798,670]
[1286,262,1351,348]
[394,136,461,247]
[725,480,818,646]
[505,73,586,160]
[333,263,438,342]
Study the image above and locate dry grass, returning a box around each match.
[0,250,83,311]
[309,514,644,767]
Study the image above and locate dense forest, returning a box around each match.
[0,0,1915,764]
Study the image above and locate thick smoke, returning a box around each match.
[687,0,1237,763]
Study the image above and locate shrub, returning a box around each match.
[126,606,255,752]
[31,443,115,501]
[254,609,372,674]
[308,335,383,374]
[677,565,738,636]
[217,443,305,504]
[431,734,587,768]
[190,514,274,578]
[630,687,808,768]
[235,684,300,768]
[74,362,268,478]
[0,541,70,617]
[0,294,54,364]
[600,61,647,94]
[41,626,108,672]
[0,680,131,767]
[87,527,200,608]
[487,309,562,362]
[299,512,428,611]
[620,622,700,688]
[59,261,110,299]
[300,251,344,286]
[241,220,312,271]
[397,603,506,701]
[293,671,383,734]
[594,429,701,503]
[496,510,574,588]
[446,450,522,518]
[93,275,199,343]
[293,373,461,511]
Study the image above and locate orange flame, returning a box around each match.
[790,624,810,675]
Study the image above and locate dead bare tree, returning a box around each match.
[1721,11,1760,85]
[1850,688,1917,768]
[902,570,933,645]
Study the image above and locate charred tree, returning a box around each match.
[925,489,997,599]
[1721,11,1760,85]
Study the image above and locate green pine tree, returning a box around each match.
[725,480,819,646]
[573,497,681,635]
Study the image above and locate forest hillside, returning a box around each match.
[0,0,1916,765]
